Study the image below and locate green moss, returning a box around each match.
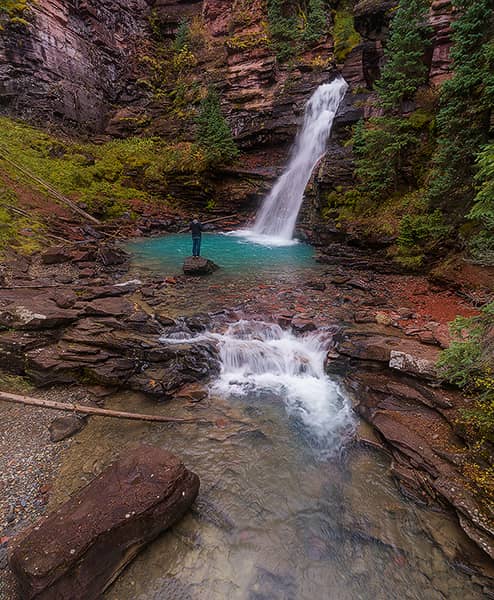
[333,9,361,63]
[0,0,32,29]
[0,117,207,220]
[0,370,33,393]
[0,188,46,255]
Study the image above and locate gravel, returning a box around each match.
[0,381,93,600]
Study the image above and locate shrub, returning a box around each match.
[303,0,327,44]
[173,18,190,53]
[196,88,239,166]
[438,304,494,511]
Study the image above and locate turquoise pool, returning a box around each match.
[125,232,316,276]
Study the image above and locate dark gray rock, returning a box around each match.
[49,415,87,442]
[183,257,219,276]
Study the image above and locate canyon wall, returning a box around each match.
[0,0,455,211]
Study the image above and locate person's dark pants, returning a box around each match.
[192,236,201,257]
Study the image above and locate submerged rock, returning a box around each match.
[183,257,219,276]
[8,446,199,600]
[49,415,87,442]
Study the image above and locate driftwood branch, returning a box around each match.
[0,149,101,226]
[178,214,237,233]
[0,391,210,424]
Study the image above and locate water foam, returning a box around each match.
[210,321,355,456]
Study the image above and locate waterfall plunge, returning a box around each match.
[239,78,348,246]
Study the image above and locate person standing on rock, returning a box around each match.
[190,216,204,258]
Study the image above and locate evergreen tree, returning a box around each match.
[267,0,299,60]
[173,18,190,52]
[427,0,494,209]
[376,0,431,112]
[196,88,239,167]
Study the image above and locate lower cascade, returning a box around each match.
[247,77,348,244]
[210,321,355,456]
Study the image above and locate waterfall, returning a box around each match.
[238,78,348,246]
[210,321,355,456]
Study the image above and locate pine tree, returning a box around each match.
[427,0,494,208]
[376,0,431,112]
[173,18,190,52]
[196,88,239,167]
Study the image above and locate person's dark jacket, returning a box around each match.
[190,220,203,237]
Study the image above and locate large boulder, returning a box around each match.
[8,446,199,600]
[183,256,219,276]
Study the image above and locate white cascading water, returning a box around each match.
[239,77,348,246]
[210,321,355,456]
[159,321,354,455]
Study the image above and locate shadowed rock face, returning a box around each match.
[8,446,200,600]
[183,256,219,276]
[0,0,149,131]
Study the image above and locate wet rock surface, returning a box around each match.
[183,257,220,276]
[8,446,199,600]
[1,236,492,589]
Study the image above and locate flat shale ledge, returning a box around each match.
[8,446,199,600]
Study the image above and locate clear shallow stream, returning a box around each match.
[74,234,492,599]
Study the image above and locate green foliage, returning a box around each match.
[467,143,494,264]
[427,0,494,208]
[375,0,431,111]
[333,8,361,63]
[438,303,494,463]
[196,88,239,167]
[266,0,328,60]
[303,0,327,44]
[396,208,451,268]
[173,18,190,53]
[267,0,300,60]
[0,188,45,255]
[0,0,31,28]
[353,117,420,198]
[0,117,206,219]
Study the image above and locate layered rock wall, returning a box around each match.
[0,0,149,131]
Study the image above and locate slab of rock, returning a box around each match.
[41,246,72,265]
[389,347,440,380]
[183,257,219,276]
[49,415,87,442]
[0,299,80,331]
[8,446,199,600]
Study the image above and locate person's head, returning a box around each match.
[192,214,199,223]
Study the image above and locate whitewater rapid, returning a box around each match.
[160,320,355,457]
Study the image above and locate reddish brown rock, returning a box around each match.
[8,446,199,600]
[0,0,149,131]
[428,0,455,86]
[41,246,72,265]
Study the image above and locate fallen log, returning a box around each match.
[0,149,101,225]
[0,391,209,424]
